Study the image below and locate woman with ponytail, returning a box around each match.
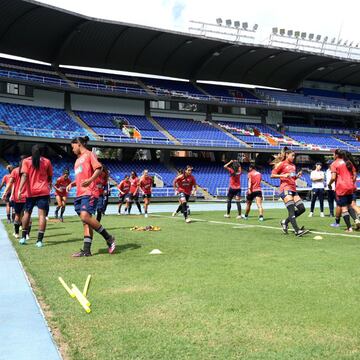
[67,136,115,257]
[271,149,308,237]
[328,149,357,232]
[18,145,53,247]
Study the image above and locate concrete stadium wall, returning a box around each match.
[71,94,145,115]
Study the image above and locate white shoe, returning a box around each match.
[172,211,178,217]
[224,214,230,218]
[308,212,313,218]
[144,213,148,218]
[26,234,30,240]
[185,218,191,223]
[13,232,20,239]
[241,214,246,219]
[236,215,242,219]
[320,212,325,218]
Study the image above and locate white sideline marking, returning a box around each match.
[151,214,360,239]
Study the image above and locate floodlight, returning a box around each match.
[272,27,278,34]
[225,19,232,26]
[294,31,300,37]
[356,43,359,48]
[316,35,321,41]
[343,40,348,46]
[337,39,342,45]
[309,33,314,40]
[349,41,354,47]
[216,18,223,25]
[287,30,293,36]
[280,28,285,35]
[323,36,328,42]
[242,22,248,30]
[301,32,306,39]
[331,37,336,44]
[234,21,240,28]
[253,24,258,31]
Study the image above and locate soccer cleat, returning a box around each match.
[224,214,230,218]
[59,217,64,222]
[107,236,116,254]
[280,219,288,234]
[185,218,192,223]
[19,237,27,245]
[320,212,325,218]
[354,219,360,230]
[172,211,178,217]
[6,219,11,224]
[330,223,340,228]
[72,249,92,257]
[26,234,30,240]
[345,228,353,233]
[259,216,264,222]
[308,212,313,218]
[295,229,310,237]
[35,241,43,248]
[14,233,19,239]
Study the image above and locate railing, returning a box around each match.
[1,125,359,152]
[216,187,279,201]
[1,68,360,114]
[109,187,205,198]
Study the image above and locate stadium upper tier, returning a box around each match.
[0,102,359,151]
[2,57,360,114]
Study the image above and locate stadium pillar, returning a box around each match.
[144,100,150,116]
[206,105,212,121]
[64,91,71,111]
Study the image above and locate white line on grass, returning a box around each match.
[151,214,360,239]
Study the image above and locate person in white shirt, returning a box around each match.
[326,165,335,217]
[309,163,325,217]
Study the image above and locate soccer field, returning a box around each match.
[4,209,360,360]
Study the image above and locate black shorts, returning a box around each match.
[178,192,190,202]
[130,193,139,202]
[143,193,152,199]
[227,188,241,199]
[280,190,298,200]
[4,192,11,203]
[25,195,50,213]
[246,191,263,202]
[336,194,353,207]
[14,202,25,215]
[119,193,131,203]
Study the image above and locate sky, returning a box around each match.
[37,0,360,46]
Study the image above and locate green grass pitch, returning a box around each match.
[4,209,360,360]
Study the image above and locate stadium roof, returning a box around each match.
[2,0,360,89]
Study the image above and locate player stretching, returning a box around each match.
[67,136,115,257]
[173,166,197,223]
[245,164,264,221]
[139,169,153,218]
[18,145,53,247]
[223,160,243,219]
[1,165,14,223]
[54,169,71,222]
[117,175,131,214]
[271,149,308,237]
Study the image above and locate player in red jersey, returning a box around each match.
[1,165,14,223]
[67,136,115,257]
[18,145,53,247]
[245,164,264,221]
[94,165,109,222]
[53,169,71,222]
[223,160,243,219]
[173,166,197,223]
[117,175,131,214]
[127,171,142,215]
[2,158,28,239]
[328,149,358,232]
[139,169,153,218]
[271,149,308,237]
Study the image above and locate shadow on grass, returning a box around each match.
[93,243,141,256]
[45,238,82,246]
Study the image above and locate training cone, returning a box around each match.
[149,249,162,255]
[313,235,323,240]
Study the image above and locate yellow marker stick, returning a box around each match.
[72,284,91,308]
[58,277,75,298]
[83,275,92,297]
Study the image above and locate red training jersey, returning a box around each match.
[55,175,71,197]
[174,174,197,195]
[227,167,241,190]
[271,160,297,193]
[93,171,108,197]
[10,167,27,203]
[118,180,130,195]
[139,176,153,195]
[21,156,53,198]
[1,174,10,187]
[330,158,356,196]
[248,169,262,192]
[74,150,102,197]
[129,176,139,194]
